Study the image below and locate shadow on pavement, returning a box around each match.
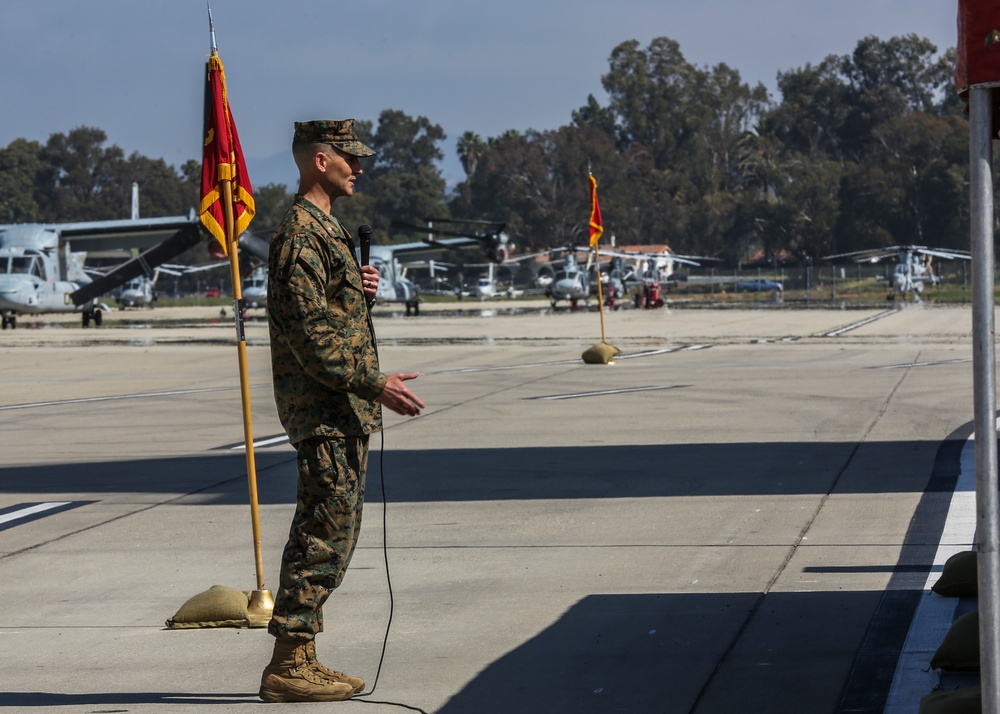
[0,439,967,505]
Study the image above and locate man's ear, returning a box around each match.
[313,150,329,172]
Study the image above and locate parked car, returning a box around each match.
[204,287,222,298]
[737,278,783,292]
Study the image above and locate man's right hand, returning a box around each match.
[377,372,424,416]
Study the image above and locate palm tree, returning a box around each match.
[456,131,485,178]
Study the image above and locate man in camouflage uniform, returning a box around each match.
[260,119,424,703]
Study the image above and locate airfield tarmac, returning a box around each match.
[0,302,986,713]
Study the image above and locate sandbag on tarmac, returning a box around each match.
[932,551,978,598]
[165,585,251,629]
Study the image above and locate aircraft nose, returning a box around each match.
[0,277,36,308]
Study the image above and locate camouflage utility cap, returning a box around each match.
[293,119,375,157]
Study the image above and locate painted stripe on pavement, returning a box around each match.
[883,433,978,712]
[527,385,689,401]
[0,501,91,530]
[823,309,898,337]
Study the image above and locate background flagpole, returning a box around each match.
[593,241,608,344]
[582,170,620,365]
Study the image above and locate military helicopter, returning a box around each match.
[115,266,185,309]
[391,217,513,264]
[539,247,594,309]
[191,226,453,317]
[0,215,204,329]
[241,265,268,309]
[464,261,531,300]
[385,217,526,313]
[824,245,972,302]
[598,247,715,309]
[594,255,638,309]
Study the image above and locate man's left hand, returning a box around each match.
[361,265,379,301]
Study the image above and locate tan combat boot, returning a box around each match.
[259,638,355,702]
[304,639,365,693]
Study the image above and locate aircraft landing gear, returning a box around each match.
[82,308,103,328]
[1,313,16,330]
[405,300,420,316]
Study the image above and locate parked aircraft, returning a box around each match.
[0,215,203,329]
[115,266,185,309]
[196,218,521,317]
[544,248,594,309]
[474,263,498,299]
[596,248,716,309]
[380,218,526,314]
[391,217,513,263]
[242,265,267,309]
[190,227,452,316]
[824,245,972,302]
[466,262,529,300]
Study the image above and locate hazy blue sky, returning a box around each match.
[0,1,957,192]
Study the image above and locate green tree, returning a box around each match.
[0,138,45,223]
[456,131,486,179]
[571,95,617,138]
[765,59,851,161]
[451,125,628,253]
[38,126,128,221]
[249,182,293,235]
[356,110,449,235]
[601,37,702,170]
[835,112,967,251]
[118,153,198,218]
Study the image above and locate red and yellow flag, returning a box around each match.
[200,53,254,255]
[588,173,604,247]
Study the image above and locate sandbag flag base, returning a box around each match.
[582,341,620,365]
[248,589,275,628]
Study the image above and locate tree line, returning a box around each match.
[0,33,969,268]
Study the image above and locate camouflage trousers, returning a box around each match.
[268,435,368,640]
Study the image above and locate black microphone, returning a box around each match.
[358,224,372,267]
[358,224,376,309]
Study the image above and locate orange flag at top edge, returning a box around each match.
[200,53,254,256]
[588,173,603,247]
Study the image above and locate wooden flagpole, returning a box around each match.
[208,14,271,625]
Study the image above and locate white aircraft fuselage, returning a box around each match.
[0,215,204,329]
[0,225,100,328]
[369,245,420,314]
[242,266,268,309]
[549,259,590,307]
[117,276,156,308]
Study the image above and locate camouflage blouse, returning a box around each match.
[267,195,386,442]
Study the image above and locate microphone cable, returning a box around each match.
[354,224,393,699]
[353,428,392,698]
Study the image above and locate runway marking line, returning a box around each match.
[873,358,972,370]
[225,434,290,451]
[0,386,237,411]
[822,309,898,337]
[883,432,977,711]
[527,385,690,401]
[0,501,93,531]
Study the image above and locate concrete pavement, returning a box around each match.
[0,303,983,712]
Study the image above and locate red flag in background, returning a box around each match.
[200,54,254,256]
[588,173,604,247]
